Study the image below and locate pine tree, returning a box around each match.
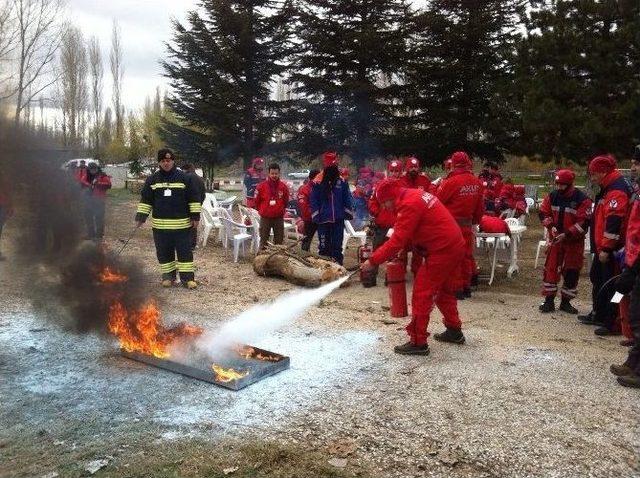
[162,0,292,167]
[514,0,640,162]
[281,0,414,166]
[405,0,525,163]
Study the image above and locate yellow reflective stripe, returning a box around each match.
[137,203,152,214]
[160,261,177,272]
[189,202,202,213]
[150,182,186,190]
[176,261,195,272]
[151,217,191,229]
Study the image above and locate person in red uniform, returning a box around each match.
[436,151,484,298]
[538,170,592,314]
[495,180,516,217]
[400,156,432,191]
[244,157,266,208]
[578,155,633,335]
[81,163,112,240]
[479,162,503,216]
[255,163,289,248]
[297,169,320,251]
[611,148,640,388]
[361,179,466,355]
[513,185,527,218]
[367,160,403,276]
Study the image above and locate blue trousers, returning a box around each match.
[317,221,345,265]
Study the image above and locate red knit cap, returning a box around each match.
[253,157,265,168]
[323,151,338,168]
[405,157,420,171]
[555,169,575,185]
[451,151,472,170]
[387,160,402,173]
[375,178,402,203]
[588,155,616,174]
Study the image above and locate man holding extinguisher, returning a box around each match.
[361,179,466,356]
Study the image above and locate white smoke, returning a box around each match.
[195,276,351,357]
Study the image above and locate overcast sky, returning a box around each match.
[66,1,426,113]
[67,0,199,112]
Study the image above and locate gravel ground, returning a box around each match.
[0,193,639,478]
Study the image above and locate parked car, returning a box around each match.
[60,158,101,170]
[287,169,310,179]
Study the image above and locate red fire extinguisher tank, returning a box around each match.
[385,258,408,318]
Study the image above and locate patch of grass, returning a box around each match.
[108,187,138,203]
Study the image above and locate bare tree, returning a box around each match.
[0,1,18,67]
[101,105,112,148]
[110,19,124,141]
[8,0,65,127]
[87,35,103,154]
[58,25,87,147]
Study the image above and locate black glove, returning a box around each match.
[615,268,637,295]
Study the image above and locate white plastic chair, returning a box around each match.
[200,208,222,247]
[342,220,367,253]
[220,217,252,262]
[205,192,219,210]
[218,196,236,211]
[525,197,535,213]
[534,227,549,269]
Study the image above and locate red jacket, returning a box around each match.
[625,198,640,268]
[75,167,88,186]
[591,171,632,253]
[368,190,396,228]
[255,178,289,218]
[82,171,112,199]
[539,186,592,243]
[297,182,313,222]
[399,173,432,192]
[436,170,484,227]
[495,183,515,213]
[479,215,511,235]
[370,189,464,266]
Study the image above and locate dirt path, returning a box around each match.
[0,193,638,478]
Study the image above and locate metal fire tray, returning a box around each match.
[121,345,290,391]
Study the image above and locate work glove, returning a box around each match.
[615,268,638,295]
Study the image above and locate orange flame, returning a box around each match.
[235,345,280,362]
[108,301,202,358]
[212,364,249,383]
[98,267,128,284]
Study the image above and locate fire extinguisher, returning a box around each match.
[385,258,408,318]
[358,243,376,288]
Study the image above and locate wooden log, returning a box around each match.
[253,244,347,287]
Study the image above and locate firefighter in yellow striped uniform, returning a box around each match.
[135,149,202,289]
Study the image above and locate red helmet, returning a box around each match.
[252,157,265,168]
[451,151,472,170]
[405,157,420,171]
[340,167,350,179]
[555,169,575,185]
[588,155,616,175]
[375,179,402,203]
[387,160,402,173]
[323,151,339,168]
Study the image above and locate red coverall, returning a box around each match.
[399,172,434,273]
[621,193,640,367]
[590,170,632,329]
[436,169,484,290]
[370,189,465,346]
[539,187,592,300]
[479,215,510,234]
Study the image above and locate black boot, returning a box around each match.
[463,287,472,298]
[559,298,578,314]
[434,328,465,344]
[617,374,640,388]
[578,311,604,326]
[393,342,430,355]
[594,326,621,337]
[610,363,635,376]
[470,274,479,287]
[538,297,555,313]
[455,290,465,300]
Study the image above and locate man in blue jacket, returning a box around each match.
[310,152,354,265]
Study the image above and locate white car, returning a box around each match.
[61,158,101,170]
[287,169,310,179]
